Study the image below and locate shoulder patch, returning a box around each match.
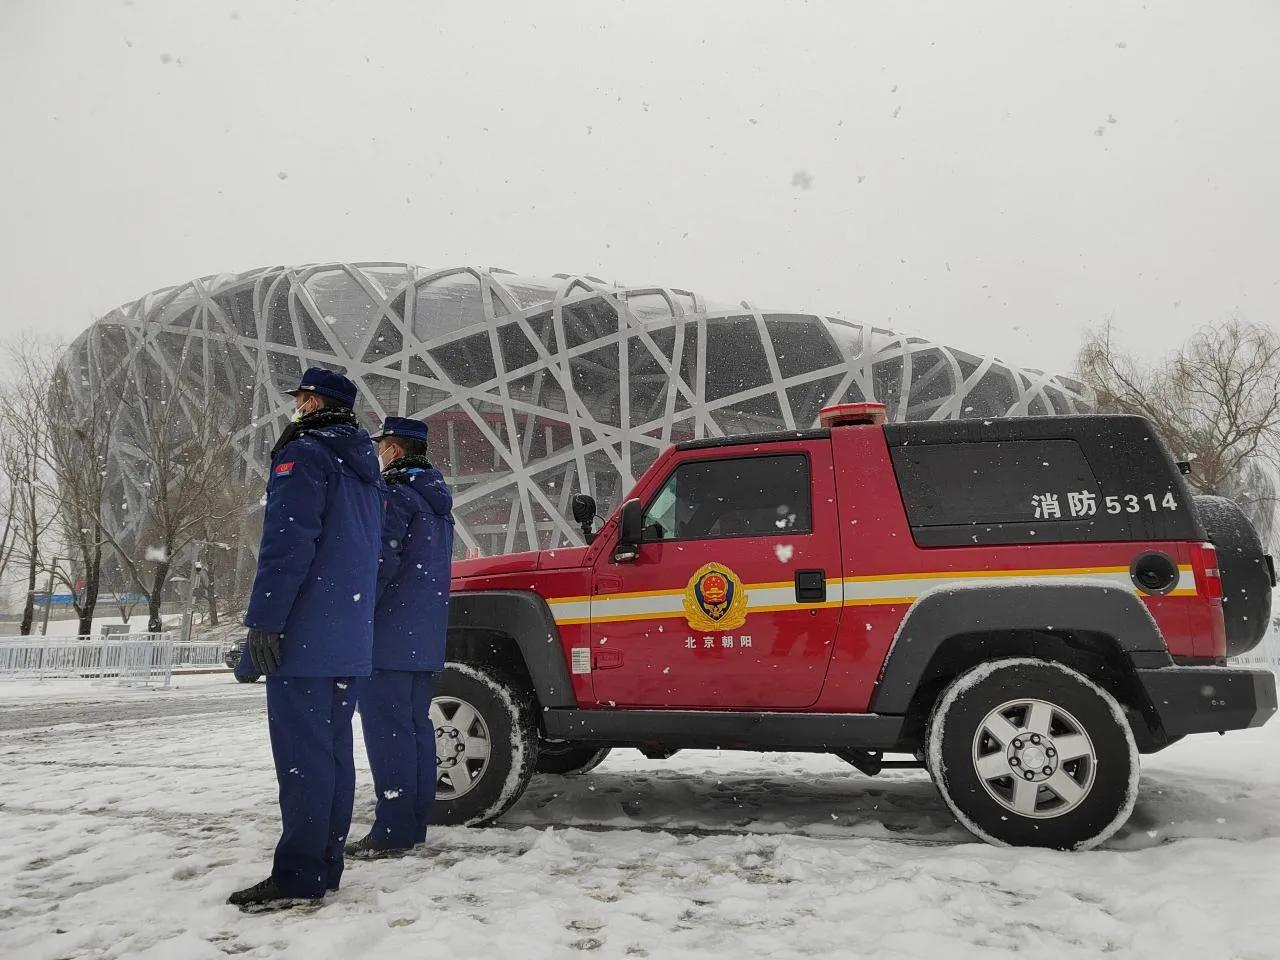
[274,461,295,477]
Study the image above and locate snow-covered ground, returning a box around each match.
[1,675,1278,959]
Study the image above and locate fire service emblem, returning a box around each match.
[683,562,749,632]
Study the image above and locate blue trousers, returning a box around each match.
[265,676,357,897]
[358,669,438,848]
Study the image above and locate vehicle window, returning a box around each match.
[893,439,1099,527]
[889,438,1124,549]
[641,455,810,541]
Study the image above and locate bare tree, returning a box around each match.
[4,336,126,637]
[100,358,254,633]
[0,343,59,635]
[0,429,21,590]
[113,590,140,625]
[1078,316,1280,544]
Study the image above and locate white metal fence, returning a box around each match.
[0,634,227,687]
[1232,626,1280,671]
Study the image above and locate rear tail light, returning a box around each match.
[1191,542,1223,600]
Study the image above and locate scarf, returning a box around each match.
[383,454,435,485]
[269,407,360,461]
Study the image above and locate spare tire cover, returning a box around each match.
[1193,495,1273,657]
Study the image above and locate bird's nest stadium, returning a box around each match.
[67,263,1091,558]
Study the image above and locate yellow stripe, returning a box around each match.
[547,585,679,605]
[550,565,1194,604]
[553,577,839,604]
[561,610,678,625]
[747,600,845,615]
[562,600,844,624]
[743,578,838,590]
[844,563,1192,586]
[547,564,1198,623]
[841,565,1135,583]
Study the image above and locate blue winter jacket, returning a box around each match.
[373,464,454,672]
[242,421,385,678]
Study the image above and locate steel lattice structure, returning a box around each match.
[68,263,1091,556]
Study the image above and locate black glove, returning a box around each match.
[247,628,282,675]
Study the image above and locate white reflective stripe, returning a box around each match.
[846,571,1142,598]
[1175,566,1195,593]
[592,593,685,620]
[549,599,592,623]
[742,585,796,607]
[547,566,1195,623]
[550,582,822,624]
[841,567,1196,603]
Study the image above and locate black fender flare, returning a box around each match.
[868,582,1170,715]
[447,590,577,708]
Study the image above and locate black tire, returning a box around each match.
[1194,494,1273,656]
[432,661,539,826]
[925,658,1139,851]
[235,674,261,684]
[536,743,612,776]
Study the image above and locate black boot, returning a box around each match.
[227,877,323,913]
[344,833,411,860]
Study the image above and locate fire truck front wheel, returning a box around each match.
[431,661,539,826]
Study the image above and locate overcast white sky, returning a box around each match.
[1,0,1277,374]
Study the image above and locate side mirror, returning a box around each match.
[614,498,643,563]
[571,494,598,543]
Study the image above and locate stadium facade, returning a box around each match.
[68,263,1091,558]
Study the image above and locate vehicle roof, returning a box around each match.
[673,414,1160,453]
[882,413,1156,446]
[674,428,831,452]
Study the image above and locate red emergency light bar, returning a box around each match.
[819,402,887,428]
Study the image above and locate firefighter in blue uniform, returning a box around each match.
[346,416,454,857]
[228,368,384,912]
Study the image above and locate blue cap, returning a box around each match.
[372,416,429,443]
[289,367,358,408]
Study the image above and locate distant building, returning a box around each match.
[67,263,1090,557]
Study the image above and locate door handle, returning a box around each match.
[593,650,624,670]
[795,569,827,603]
[596,575,623,595]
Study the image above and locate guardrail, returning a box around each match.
[0,634,227,687]
[1232,630,1280,671]
[1232,654,1280,670]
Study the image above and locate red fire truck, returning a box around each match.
[435,403,1276,849]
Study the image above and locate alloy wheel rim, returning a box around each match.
[431,696,492,800]
[970,697,1097,819]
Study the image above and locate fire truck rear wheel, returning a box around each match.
[431,661,539,827]
[925,657,1139,851]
